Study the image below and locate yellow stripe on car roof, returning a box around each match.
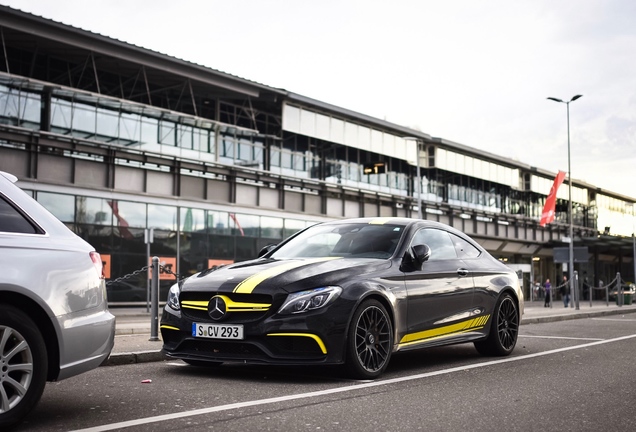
[233,257,338,294]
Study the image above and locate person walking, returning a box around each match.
[561,275,571,307]
[544,278,551,307]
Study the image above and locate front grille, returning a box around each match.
[180,292,275,323]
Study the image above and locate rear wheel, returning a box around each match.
[345,299,393,380]
[0,305,48,430]
[474,293,519,356]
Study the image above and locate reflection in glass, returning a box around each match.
[148,204,177,230]
[77,197,112,225]
[111,200,146,228]
[261,216,283,239]
[207,211,230,234]
[37,192,75,222]
[180,207,205,232]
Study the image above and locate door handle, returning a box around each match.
[457,268,469,277]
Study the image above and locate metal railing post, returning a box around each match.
[574,271,580,310]
[150,256,160,341]
[617,272,623,307]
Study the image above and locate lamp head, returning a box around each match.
[547,97,563,103]
[570,94,583,102]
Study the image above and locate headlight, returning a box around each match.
[278,286,342,315]
[167,284,181,311]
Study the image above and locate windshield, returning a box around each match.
[271,222,405,259]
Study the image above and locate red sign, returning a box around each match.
[540,171,566,227]
[101,254,111,279]
[149,257,178,280]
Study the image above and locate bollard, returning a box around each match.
[617,272,623,307]
[150,256,160,341]
[574,270,580,310]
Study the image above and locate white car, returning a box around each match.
[0,171,115,429]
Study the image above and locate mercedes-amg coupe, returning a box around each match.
[161,217,523,379]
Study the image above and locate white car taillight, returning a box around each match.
[90,251,105,279]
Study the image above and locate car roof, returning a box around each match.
[0,171,18,183]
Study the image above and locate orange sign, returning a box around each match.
[149,257,178,280]
[101,254,111,279]
[208,259,234,270]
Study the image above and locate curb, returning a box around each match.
[521,306,636,324]
[103,350,167,366]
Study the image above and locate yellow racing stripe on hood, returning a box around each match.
[233,258,339,294]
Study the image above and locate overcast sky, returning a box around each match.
[3,0,635,199]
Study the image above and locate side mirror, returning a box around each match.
[258,244,277,258]
[411,244,431,268]
[400,243,431,272]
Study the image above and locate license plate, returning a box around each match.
[192,323,244,340]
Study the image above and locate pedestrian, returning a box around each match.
[561,275,570,307]
[544,278,551,307]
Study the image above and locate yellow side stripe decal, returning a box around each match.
[399,315,491,345]
[267,333,327,354]
[233,258,338,294]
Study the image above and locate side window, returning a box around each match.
[411,228,457,261]
[0,195,40,234]
[451,233,481,259]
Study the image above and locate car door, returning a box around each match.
[401,227,475,343]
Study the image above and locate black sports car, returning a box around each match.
[160,217,523,379]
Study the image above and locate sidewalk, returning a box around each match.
[104,299,636,366]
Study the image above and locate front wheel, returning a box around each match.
[345,299,393,380]
[474,293,519,356]
[0,305,48,430]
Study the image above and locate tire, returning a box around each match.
[182,359,223,368]
[474,293,519,356]
[0,305,48,430]
[345,299,393,380]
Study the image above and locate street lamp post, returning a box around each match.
[547,94,583,310]
[631,204,636,289]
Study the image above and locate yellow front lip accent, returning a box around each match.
[182,295,271,312]
[160,325,180,331]
[233,258,339,294]
[399,315,490,347]
[267,333,327,354]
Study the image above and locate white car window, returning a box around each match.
[0,195,40,234]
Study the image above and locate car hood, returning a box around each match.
[181,257,392,295]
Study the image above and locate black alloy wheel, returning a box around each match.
[346,299,393,380]
[0,305,48,429]
[474,293,519,356]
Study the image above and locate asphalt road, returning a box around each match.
[15,315,636,432]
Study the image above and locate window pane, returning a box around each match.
[231,213,259,237]
[180,207,205,232]
[148,204,177,230]
[207,211,230,234]
[37,192,75,222]
[412,228,457,260]
[261,216,283,239]
[77,196,112,225]
[0,196,39,234]
[112,200,146,228]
